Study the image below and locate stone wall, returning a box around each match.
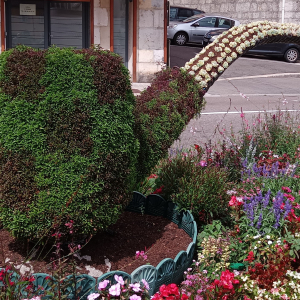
[137,0,165,82]
[169,0,300,25]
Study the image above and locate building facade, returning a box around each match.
[0,0,168,82]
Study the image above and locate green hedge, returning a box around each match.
[0,47,205,241]
[0,46,139,240]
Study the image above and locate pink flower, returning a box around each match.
[129,283,141,293]
[199,160,207,167]
[130,295,141,300]
[114,275,124,285]
[87,293,100,300]
[98,279,109,290]
[282,187,292,193]
[109,283,121,296]
[141,279,149,290]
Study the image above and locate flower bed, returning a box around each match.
[0,192,197,299]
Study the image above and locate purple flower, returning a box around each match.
[87,293,100,300]
[129,283,141,293]
[114,275,124,285]
[98,279,109,290]
[130,295,141,300]
[109,283,121,296]
[141,279,149,290]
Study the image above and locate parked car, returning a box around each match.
[167,14,240,46]
[203,29,300,63]
[170,6,205,22]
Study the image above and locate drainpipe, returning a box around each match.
[281,0,285,23]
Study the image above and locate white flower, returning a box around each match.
[203,57,209,62]
[268,241,272,245]
[266,235,270,239]
[189,71,195,76]
[208,51,215,57]
[192,65,199,71]
[195,75,202,81]
[231,52,237,58]
[206,64,212,71]
[199,69,207,76]
[214,46,222,52]
[221,52,226,58]
[217,57,224,63]
[226,56,233,63]
[229,41,237,48]
[197,60,204,67]
[211,61,218,67]
[224,47,231,54]
[222,38,229,43]
[218,66,224,73]
[211,72,218,78]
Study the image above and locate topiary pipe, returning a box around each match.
[0,21,299,241]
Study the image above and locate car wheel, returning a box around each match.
[284,48,299,63]
[174,32,188,46]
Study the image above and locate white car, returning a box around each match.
[167,14,240,46]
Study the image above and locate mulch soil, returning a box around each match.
[0,211,192,277]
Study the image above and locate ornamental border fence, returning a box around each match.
[0,192,197,299]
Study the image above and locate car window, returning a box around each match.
[193,9,204,15]
[218,18,233,29]
[183,14,205,23]
[177,8,193,20]
[197,17,217,27]
[170,7,177,20]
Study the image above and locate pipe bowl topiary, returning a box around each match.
[0,21,299,240]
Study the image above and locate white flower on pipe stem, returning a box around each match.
[214,46,222,52]
[226,56,233,63]
[217,57,224,63]
[199,69,207,76]
[211,61,218,67]
[205,64,212,71]
[197,60,204,67]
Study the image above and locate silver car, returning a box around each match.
[167,14,240,46]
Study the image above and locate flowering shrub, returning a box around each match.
[152,284,188,300]
[87,275,150,300]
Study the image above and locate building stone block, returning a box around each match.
[154,10,164,28]
[99,26,110,50]
[139,10,154,27]
[139,0,152,10]
[94,26,101,45]
[139,28,164,50]
[152,0,164,9]
[139,49,154,62]
[100,0,110,9]
[94,7,109,27]
[153,49,164,63]
[138,62,161,82]
[95,0,100,9]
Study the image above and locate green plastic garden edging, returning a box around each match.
[1,192,197,299]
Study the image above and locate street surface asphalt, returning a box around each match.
[132,44,300,151]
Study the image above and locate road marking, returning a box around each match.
[218,73,300,81]
[201,109,300,115]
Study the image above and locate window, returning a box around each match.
[177,8,193,20]
[218,18,233,29]
[170,7,177,20]
[6,0,90,49]
[193,9,204,15]
[197,17,216,27]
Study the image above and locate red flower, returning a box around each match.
[148,174,158,179]
[244,251,254,262]
[152,185,164,194]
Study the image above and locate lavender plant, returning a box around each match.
[239,190,292,237]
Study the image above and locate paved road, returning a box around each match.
[169,45,300,151]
